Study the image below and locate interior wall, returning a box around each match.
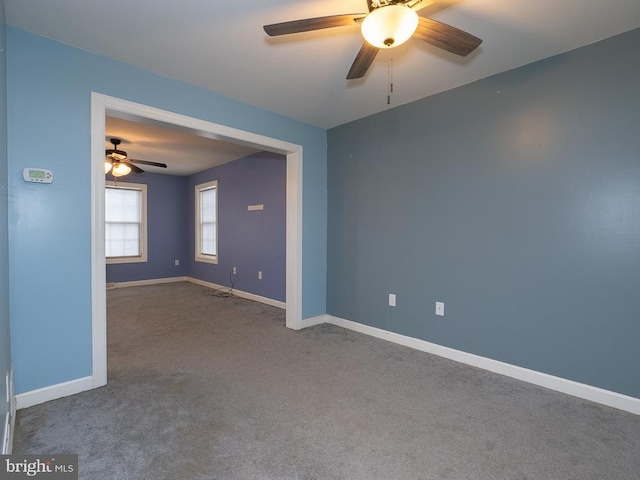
[327,28,640,399]
[6,27,326,395]
[0,0,11,432]
[105,172,188,283]
[106,151,287,303]
[187,152,286,302]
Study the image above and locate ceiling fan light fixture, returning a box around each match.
[104,161,113,174]
[361,5,418,49]
[111,162,131,177]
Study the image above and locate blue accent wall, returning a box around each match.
[105,172,188,283]
[0,0,11,423]
[327,28,640,399]
[6,28,326,394]
[187,152,286,302]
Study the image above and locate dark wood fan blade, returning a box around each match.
[264,14,365,36]
[346,43,379,80]
[414,17,482,56]
[129,163,145,174]
[130,159,167,168]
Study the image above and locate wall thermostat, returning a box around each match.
[23,168,54,184]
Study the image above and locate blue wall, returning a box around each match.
[0,0,11,426]
[7,28,326,394]
[106,172,188,282]
[187,152,286,302]
[327,28,640,398]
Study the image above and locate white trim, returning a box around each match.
[321,315,640,416]
[105,181,148,264]
[8,367,14,454]
[301,314,330,328]
[106,276,285,308]
[187,277,286,310]
[15,376,93,410]
[194,179,219,264]
[92,93,304,388]
[108,276,189,289]
[285,148,303,330]
[91,95,108,389]
[2,412,9,454]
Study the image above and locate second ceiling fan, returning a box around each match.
[264,0,482,79]
[105,138,168,177]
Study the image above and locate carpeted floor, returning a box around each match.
[13,282,640,479]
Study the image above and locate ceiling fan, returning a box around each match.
[105,138,168,177]
[263,0,482,79]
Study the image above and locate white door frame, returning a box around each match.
[90,93,303,388]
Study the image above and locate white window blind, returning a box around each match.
[105,183,147,263]
[195,180,218,264]
[200,187,217,255]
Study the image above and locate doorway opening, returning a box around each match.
[90,93,303,388]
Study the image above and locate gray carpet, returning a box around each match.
[13,282,640,479]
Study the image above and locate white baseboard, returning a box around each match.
[107,276,286,310]
[2,365,15,454]
[315,315,640,416]
[187,277,286,310]
[2,412,9,454]
[301,314,328,328]
[16,376,94,410]
[107,276,189,289]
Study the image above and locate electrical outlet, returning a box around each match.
[174,259,180,266]
[435,301,445,316]
[389,294,396,307]
[232,267,237,275]
[258,271,262,280]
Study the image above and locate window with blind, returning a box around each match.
[195,180,218,264]
[105,182,148,264]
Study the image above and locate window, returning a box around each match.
[195,180,218,264]
[105,181,148,264]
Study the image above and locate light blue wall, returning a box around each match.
[187,152,286,302]
[327,28,640,398]
[7,28,326,394]
[106,172,188,283]
[0,0,11,423]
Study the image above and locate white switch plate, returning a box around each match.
[389,294,396,307]
[435,301,445,316]
[174,259,180,266]
[232,267,237,275]
[258,271,262,280]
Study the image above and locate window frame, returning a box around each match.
[105,181,148,265]
[194,179,219,264]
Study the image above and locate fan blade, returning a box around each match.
[346,43,379,80]
[129,163,145,174]
[130,159,168,168]
[409,0,438,12]
[414,17,482,57]
[264,14,365,36]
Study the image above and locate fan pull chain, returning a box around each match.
[387,59,394,105]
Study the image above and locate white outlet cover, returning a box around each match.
[389,294,396,307]
[435,301,445,316]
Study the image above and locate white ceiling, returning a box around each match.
[5,0,640,130]
[105,115,261,176]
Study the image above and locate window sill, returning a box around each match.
[195,255,218,265]
[107,255,148,265]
